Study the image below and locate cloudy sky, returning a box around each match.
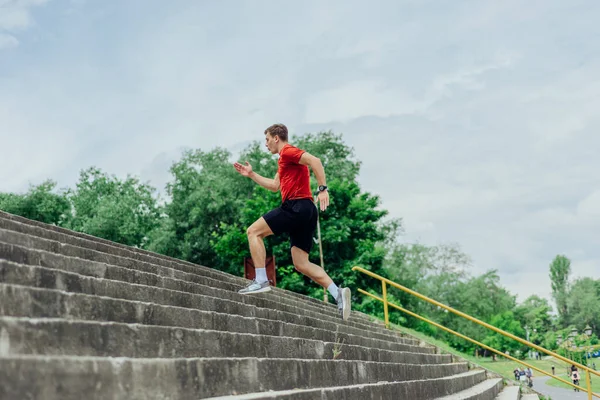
[2,0,600,305]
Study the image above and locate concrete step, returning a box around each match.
[436,377,503,399]
[494,386,520,400]
[0,316,451,365]
[209,370,489,399]
[520,395,539,400]
[0,282,432,356]
[0,237,360,328]
[0,213,381,326]
[0,355,470,399]
[0,260,430,352]
[0,240,402,341]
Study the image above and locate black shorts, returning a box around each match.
[263,198,317,253]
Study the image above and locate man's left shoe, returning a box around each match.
[238,280,271,295]
[336,287,351,321]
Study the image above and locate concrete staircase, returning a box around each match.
[493,386,539,400]
[0,210,516,399]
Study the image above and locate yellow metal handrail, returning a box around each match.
[353,266,598,399]
[358,289,599,398]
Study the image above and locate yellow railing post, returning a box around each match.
[587,370,593,400]
[381,281,390,329]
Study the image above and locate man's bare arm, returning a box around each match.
[298,153,326,186]
[299,152,330,211]
[249,172,280,192]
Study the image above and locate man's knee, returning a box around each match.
[246,226,263,239]
[247,219,271,239]
[291,248,310,272]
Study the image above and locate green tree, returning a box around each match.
[62,167,161,248]
[514,295,553,342]
[156,146,267,271]
[482,311,526,354]
[0,180,69,225]
[384,243,470,329]
[550,255,572,326]
[434,270,517,353]
[567,277,600,334]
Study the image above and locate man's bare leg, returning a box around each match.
[290,246,333,288]
[291,246,351,320]
[247,217,273,270]
[239,218,274,294]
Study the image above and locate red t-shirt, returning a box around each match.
[278,144,313,202]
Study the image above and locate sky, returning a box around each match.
[1,0,600,307]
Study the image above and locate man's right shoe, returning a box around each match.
[238,279,271,295]
[336,287,351,321]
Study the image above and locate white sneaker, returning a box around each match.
[238,280,271,295]
[336,287,351,321]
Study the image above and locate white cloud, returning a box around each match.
[0,33,18,49]
[0,0,48,51]
[305,79,428,124]
[0,0,47,31]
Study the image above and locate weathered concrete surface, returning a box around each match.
[0,316,450,364]
[520,395,540,400]
[493,385,519,400]
[0,214,372,323]
[211,370,489,400]
[0,282,418,354]
[437,377,503,400]
[0,356,471,399]
[0,239,403,339]
[0,233,349,324]
[0,261,427,350]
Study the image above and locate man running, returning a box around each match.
[233,123,351,320]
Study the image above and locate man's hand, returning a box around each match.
[233,161,253,177]
[317,190,330,211]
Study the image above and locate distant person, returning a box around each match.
[519,368,527,383]
[551,365,555,375]
[572,368,580,392]
[594,362,597,371]
[526,368,533,388]
[571,364,578,375]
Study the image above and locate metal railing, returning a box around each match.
[352,266,599,399]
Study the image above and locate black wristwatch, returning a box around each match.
[318,185,328,193]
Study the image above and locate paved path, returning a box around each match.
[534,375,590,399]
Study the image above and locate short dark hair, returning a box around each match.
[265,123,288,141]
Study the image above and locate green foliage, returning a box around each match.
[550,254,572,324]
[160,147,252,268]
[482,311,526,354]
[62,167,161,248]
[0,180,69,225]
[382,241,525,354]
[514,295,554,344]
[567,278,600,334]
